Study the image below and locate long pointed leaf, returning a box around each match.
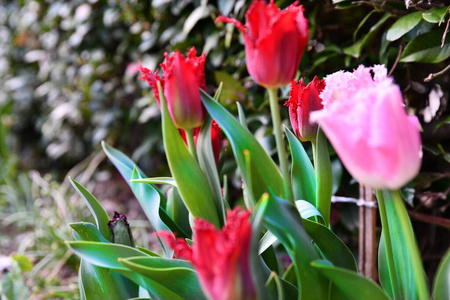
[200,89,285,202]
[433,249,450,300]
[69,178,110,240]
[286,128,316,206]
[118,257,206,300]
[259,193,329,300]
[311,260,390,300]
[159,84,220,228]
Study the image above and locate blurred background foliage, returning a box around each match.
[0,0,449,299]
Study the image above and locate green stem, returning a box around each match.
[375,190,402,300]
[268,88,293,204]
[185,129,198,161]
[390,190,429,300]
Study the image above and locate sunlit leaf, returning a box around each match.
[386,11,423,41]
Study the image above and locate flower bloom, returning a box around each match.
[180,120,223,165]
[285,77,325,142]
[139,47,206,130]
[216,0,309,89]
[158,208,255,300]
[310,65,422,190]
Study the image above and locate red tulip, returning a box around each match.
[179,120,223,165]
[139,47,206,130]
[158,208,255,300]
[216,0,309,89]
[285,77,325,142]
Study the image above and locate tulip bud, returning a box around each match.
[216,0,309,89]
[108,212,135,247]
[285,77,325,142]
[310,65,422,190]
[139,47,206,131]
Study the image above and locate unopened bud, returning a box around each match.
[108,211,135,247]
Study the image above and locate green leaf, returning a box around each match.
[400,30,450,63]
[259,193,329,300]
[286,128,316,205]
[433,249,450,300]
[344,13,391,58]
[197,114,225,222]
[130,177,177,186]
[314,128,332,227]
[303,219,357,271]
[130,168,180,256]
[79,260,137,300]
[11,255,32,272]
[376,190,429,300]
[214,71,246,108]
[311,260,390,300]
[159,84,221,228]
[101,142,181,245]
[166,187,192,237]
[237,102,248,129]
[69,178,111,240]
[295,200,323,221]
[118,257,206,300]
[387,11,423,41]
[70,222,110,243]
[200,89,285,202]
[422,6,449,24]
[66,241,152,270]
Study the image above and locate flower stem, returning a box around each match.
[185,129,198,161]
[375,190,402,300]
[268,88,293,204]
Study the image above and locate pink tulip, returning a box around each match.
[158,208,255,300]
[139,47,206,130]
[310,65,422,190]
[216,0,309,89]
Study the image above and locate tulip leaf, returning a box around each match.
[66,241,152,270]
[79,259,138,300]
[159,84,221,228]
[130,177,177,187]
[303,219,357,271]
[200,89,285,202]
[295,200,323,221]
[315,128,332,227]
[266,272,299,300]
[197,115,225,222]
[400,30,450,63]
[433,249,450,300]
[237,102,248,129]
[70,222,110,243]
[422,6,449,24]
[118,257,206,300]
[386,11,423,41]
[259,193,330,300]
[311,260,390,300]
[286,128,316,206]
[102,142,183,250]
[376,190,429,300]
[166,187,192,237]
[69,178,110,241]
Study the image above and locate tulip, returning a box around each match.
[139,47,206,130]
[108,212,135,247]
[310,65,422,190]
[216,0,309,89]
[179,120,223,165]
[158,208,255,300]
[285,77,325,142]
